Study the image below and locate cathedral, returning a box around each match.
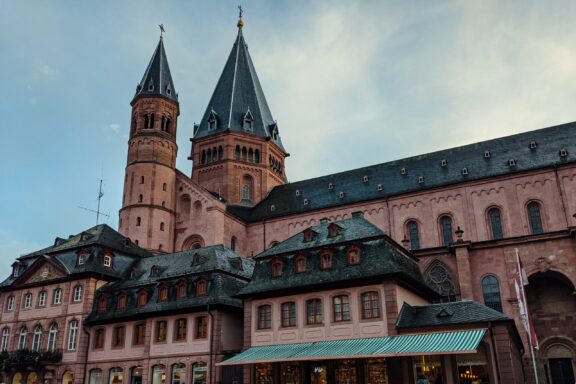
[1,14,576,384]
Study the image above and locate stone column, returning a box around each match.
[453,241,473,300]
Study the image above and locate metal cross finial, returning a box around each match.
[238,5,243,19]
[159,24,165,38]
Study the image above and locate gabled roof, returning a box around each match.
[229,122,576,222]
[132,37,178,104]
[396,301,510,329]
[193,27,286,152]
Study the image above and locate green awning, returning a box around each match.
[218,329,486,366]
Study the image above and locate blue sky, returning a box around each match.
[2,0,576,272]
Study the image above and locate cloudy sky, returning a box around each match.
[2,0,576,272]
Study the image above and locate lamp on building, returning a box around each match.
[455,226,464,242]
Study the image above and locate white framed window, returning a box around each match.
[18,327,27,350]
[103,255,112,268]
[24,293,32,309]
[47,324,58,352]
[7,296,14,311]
[53,288,62,305]
[77,253,86,265]
[1,328,9,352]
[38,291,47,307]
[67,320,78,351]
[73,286,83,302]
[32,325,42,352]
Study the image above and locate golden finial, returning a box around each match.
[237,5,244,28]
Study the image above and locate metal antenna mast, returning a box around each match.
[78,178,110,224]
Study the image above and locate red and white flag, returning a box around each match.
[514,248,539,349]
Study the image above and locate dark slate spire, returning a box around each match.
[193,21,286,152]
[132,37,178,103]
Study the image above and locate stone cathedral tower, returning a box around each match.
[190,17,288,206]
[119,36,179,254]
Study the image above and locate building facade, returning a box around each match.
[1,13,576,384]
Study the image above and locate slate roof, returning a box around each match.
[238,216,437,298]
[228,122,576,222]
[0,225,148,289]
[396,301,510,329]
[193,28,286,152]
[86,245,255,324]
[132,37,178,103]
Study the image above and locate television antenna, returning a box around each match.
[78,178,110,225]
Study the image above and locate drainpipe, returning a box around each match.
[553,165,570,228]
[208,304,214,384]
[488,323,502,384]
[82,323,91,384]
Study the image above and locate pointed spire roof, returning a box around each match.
[194,25,286,152]
[132,37,178,104]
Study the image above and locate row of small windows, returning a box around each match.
[1,323,59,353]
[139,113,172,133]
[89,363,207,384]
[403,201,544,251]
[201,146,224,164]
[271,246,361,277]
[257,292,381,329]
[93,317,208,350]
[97,280,207,312]
[206,109,254,132]
[135,217,165,232]
[235,146,261,163]
[269,155,283,176]
[5,286,82,312]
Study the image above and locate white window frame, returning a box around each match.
[24,293,32,309]
[103,255,112,268]
[18,328,27,350]
[1,328,9,352]
[7,296,14,311]
[47,324,58,352]
[73,286,83,302]
[32,326,42,352]
[38,291,46,307]
[53,288,62,304]
[67,320,78,351]
[78,253,86,265]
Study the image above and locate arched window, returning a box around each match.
[152,365,166,384]
[1,328,9,352]
[117,293,126,310]
[257,305,272,329]
[347,246,361,265]
[89,369,103,384]
[150,113,155,129]
[231,236,237,251]
[103,254,112,268]
[271,260,283,277]
[162,182,167,192]
[527,201,544,234]
[487,207,504,240]
[482,275,503,312]
[18,326,27,349]
[176,281,187,300]
[137,290,147,307]
[179,195,191,218]
[242,185,250,200]
[172,363,186,384]
[67,320,78,351]
[406,220,421,251]
[158,286,168,302]
[73,285,83,302]
[144,114,149,129]
[255,149,260,163]
[165,118,171,133]
[306,299,322,325]
[333,295,350,322]
[241,146,247,161]
[53,288,62,305]
[361,291,381,319]
[424,261,458,302]
[218,145,223,160]
[136,217,141,226]
[440,216,453,246]
[201,150,206,164]
[281,302,296,327]
[196,279,207,297]
[235,145,241,160]
[295,255,307,273]
[32,325,42,352]
[161,116,166,131]
[98,297,107,312]
[160,222,165,231]
[47,323,58,352]
[320,251,333,270]
[248,148,254,163]
[241,174,254,202]
[206,148,212,163]
[109,368,124,384]
[212,147,217,162]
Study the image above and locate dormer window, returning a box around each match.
[338,191,345,199]
[328,223,341,238]
[320,251,333,270]
[117,293,126,310]
[400,167,407,175]
[103,253,113,268]
[196,279,207,297]
[270,204,276,212]
[269,123,280,141]
[176,281,187,300]
[98,297,107,313]
[271,260,283,277]
[508,159,516,167]
[418,176,425,184]
[461,168,469,176]
[328,183,334,190]
[295,255,307,273]
[295,189,301,196]
[484,150,491,158]
[148,79,154,91]
[363,175,369,182]
[137,290,147,307]
[150,265,159,277]
[303,198,309,205]
[243,109,254,132]
[158,285,168,302]
[303,229,316,243]
[441,159,448,167]
[77,252,86,266]
[192,253,202,265]
[377,184,383,191]
[560,147,569,157]
[208,109,218,131]
[347,246,361,265]
[529,141,538,149]
[166,83,172,96]
[12,263,20,278]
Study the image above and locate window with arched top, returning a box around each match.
[172,363,186,384]
[1,328,9,352]
[241,175,254,202]
[109,368,124,384]
[103,254,112,268]
[424,261,458,302]
[201,150,206,164]
[271,260,283,277]
[179,195,191,218]
[136,217,141,226]
[482,275,503,312]
[295,255,307,273]
[231,236,237,251]
[18,326,28,350]
[117,293,126,310]
[406,220,421,251]
[196,279,207,296]
[47,323,58,352]
[160,222,165,231]
[32,325,42,352]
[281,302,296,327]
[165,118,171,133]
[241,147,247,161]
[218,145,223,160]
[89,369,103,384]
[527,201,544,234]
[347,247,361,265]
[98,297,107,313]
[487,207,504,240]
[255,149,260,163]
[333,295,350,322]
[176,281,187,300]
[137,290,147,307]
[320,251,333,270]
[67,320,78,351]
[158,286,168,302]
[235,145,241,160]
[440,216,453,246]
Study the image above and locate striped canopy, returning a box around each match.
[218,329,486,366]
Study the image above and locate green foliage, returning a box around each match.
[0,349,62,371]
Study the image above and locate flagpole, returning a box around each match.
[515,248,539,384]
